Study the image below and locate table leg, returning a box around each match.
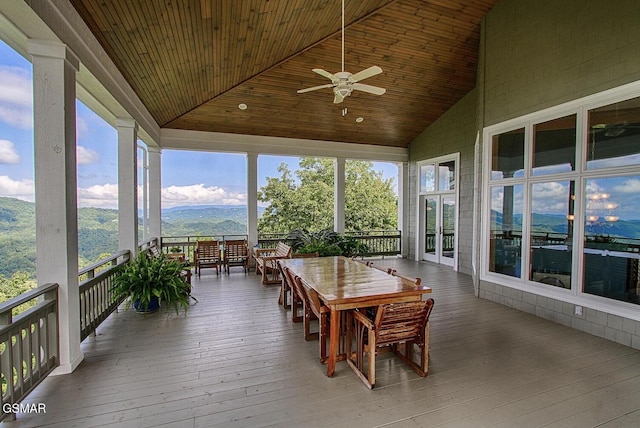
[327,306,339,377]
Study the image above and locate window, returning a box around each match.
[491,128,525,180]
[587,97,640,170]
[438,160,456,191]
[489,184,523,277]
[583,175,640,304]
[529,181,575,289]
[420,163,435,192]
[532,115,576,176]
[484,85,640,308]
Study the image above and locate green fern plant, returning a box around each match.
[112,251,189,314]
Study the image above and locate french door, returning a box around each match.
[424,194,456,266]
[418,154,458,268]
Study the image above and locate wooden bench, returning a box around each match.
[254,242,292,285]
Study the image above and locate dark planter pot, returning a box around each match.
[133,296,160,313]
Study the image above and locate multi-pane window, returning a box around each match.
[485,93,640,306]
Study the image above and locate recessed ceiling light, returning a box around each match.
[356,117,364,123]
[238,103,248,110]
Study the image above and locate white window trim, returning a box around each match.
[481,81,640,321]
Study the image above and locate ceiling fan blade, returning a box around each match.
[352,83,386,95]
[350,65,382,83]
[297,83,334,94]
[333,93,345,104]
[313,68,339,83]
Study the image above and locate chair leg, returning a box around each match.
[367,330,376,388]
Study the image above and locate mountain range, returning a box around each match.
[0,197,254,278]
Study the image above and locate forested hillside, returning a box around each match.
[0,197,249,278]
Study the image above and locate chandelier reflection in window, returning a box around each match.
[585,192,619,236]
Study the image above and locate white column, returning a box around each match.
[398,162,410,257]
[334,158,346,234]
[247,153,258,258]
[148,147,162,240]
[117,118,139,255]
[29,40,83,374]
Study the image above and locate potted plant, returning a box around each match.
[287,229,369,257]
[112,251,190,314]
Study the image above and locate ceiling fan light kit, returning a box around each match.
[297,0,386,104]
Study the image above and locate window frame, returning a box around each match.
[481,80,640,319]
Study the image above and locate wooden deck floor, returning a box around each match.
[4,259,640,428]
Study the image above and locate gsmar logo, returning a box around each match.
[2,403,46,414]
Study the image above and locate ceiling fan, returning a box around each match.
[297,0,386,104]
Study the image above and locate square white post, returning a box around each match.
[247,153,258,256]
[148,147,162,240]
[29,40,83,374]
[116,118,139,255]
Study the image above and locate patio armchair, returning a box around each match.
[254,241,292,285]
[223,239,249,273]
[346,298,435,389]
[195,240,221,277]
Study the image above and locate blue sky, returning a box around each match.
[0,39,397,210]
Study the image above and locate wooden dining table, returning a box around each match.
[280,256,432,377]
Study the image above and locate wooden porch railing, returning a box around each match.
[257,230,402,257]
[78,250,131,341]
[0,283,59,422]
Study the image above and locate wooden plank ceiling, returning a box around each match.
[70,0,499,148]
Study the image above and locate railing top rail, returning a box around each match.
[0,282,58,314]
[78,249,130,276]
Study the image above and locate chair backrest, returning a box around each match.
[197,240,220,258]
[284,266,307,306]
[277,260,290,285]
[275,242,292,258]
[147,245,162,259]
[224,239,248,258]
[391,270,422,285]
[373,298,434,347]
[294,276,322,318]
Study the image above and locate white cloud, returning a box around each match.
[77,183,118,208]
[0,175,34,201]
[613,178,640,194]
[77,145,99,165]
[76,115,88,139]
[162,183,246,208]
[0,140,20,164]
[0,66,32,129]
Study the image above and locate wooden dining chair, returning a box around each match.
[278,253,319,309]
[294,275,330,363]
[346,298,435,389]
[282,266,305,323]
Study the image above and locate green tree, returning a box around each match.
[0,272,37,314]
[258,158,397,233]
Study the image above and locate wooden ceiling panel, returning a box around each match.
[70,0,499,148]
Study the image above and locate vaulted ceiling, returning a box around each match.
[69,0,499,148]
